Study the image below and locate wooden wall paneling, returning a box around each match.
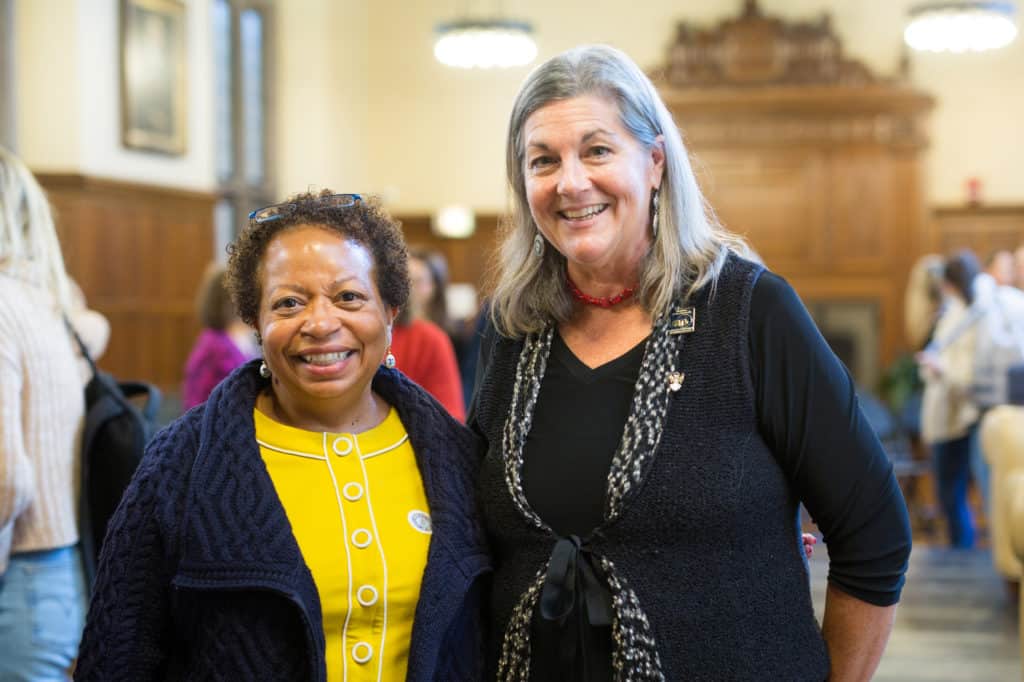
[395,213,503,297]
[39,174,216,394]
[827,149,892,272]
[931,206,1024,258]
[696,148,828,267]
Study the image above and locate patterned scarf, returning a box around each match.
[496,305,688,681]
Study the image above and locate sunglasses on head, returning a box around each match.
[248,193,362,223]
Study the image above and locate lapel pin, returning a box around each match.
[669,306,696,335]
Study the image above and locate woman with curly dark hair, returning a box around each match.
[75,191,490,681]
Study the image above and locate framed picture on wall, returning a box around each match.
[120,0,187,154]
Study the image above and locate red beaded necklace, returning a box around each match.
[566,273,638,308]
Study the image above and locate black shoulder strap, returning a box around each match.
[63,314,99,379]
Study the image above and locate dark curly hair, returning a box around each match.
[225,191,410,328]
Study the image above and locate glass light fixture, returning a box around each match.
[434,19,538,69]
[432,205,476,238]
[905,1,1018,52]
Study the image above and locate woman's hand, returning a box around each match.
[802,532,817,558]
[915,350,944,377]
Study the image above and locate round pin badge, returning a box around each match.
[407,510,432,534]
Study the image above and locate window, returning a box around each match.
[213,0,274,260]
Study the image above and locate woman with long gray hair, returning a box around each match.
[470,45,911,681]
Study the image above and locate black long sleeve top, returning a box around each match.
[519,271,910,607]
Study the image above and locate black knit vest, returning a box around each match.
[474,255,830,681]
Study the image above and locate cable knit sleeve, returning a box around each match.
[74,418,198,681]
[749,271,912,607]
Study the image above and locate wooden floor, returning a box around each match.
[809,546,1021,681]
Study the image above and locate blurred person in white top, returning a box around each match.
[917,251,984,548]
[0,146,108,680]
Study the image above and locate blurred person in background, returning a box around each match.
[983,249,1015,288]
[895,254,947,453]
[182,262,259,409]
[391,247,465,420]
[917,250,984,548]
[0,146,109,680]
[408,247,451,330]
[905,254,947,352]
[970,249,1024,516]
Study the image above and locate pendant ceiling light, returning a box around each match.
[434,17,538,69]
[905,1,1018,52]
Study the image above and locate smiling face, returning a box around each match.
[257,225,396,422]
[522,94,664,284]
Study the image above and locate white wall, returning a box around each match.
[14,0,81,170]
[274,0,370,197]
[15,0,216,190]
[914,44,1024,204]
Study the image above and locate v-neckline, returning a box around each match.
[552,330,649,385]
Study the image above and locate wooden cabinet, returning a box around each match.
[656,0,934,378]
[931,205,1024,257]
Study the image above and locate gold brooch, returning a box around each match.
[668,371,685,392]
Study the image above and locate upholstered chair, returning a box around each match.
[983,406,1024,584]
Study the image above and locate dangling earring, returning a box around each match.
[533,233,544,258]
[383,324,396,369]
[651,188,660,239]
[259,361,271,379]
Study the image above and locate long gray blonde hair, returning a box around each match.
[0,146,72,310]
[490,44,751,337]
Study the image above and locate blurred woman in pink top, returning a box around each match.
[182,263,258,409]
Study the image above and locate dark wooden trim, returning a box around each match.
[933,205,1024,217]
[35,172,218,202]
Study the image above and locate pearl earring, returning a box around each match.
[259,361,271,379]
[533,233,544,257]
[384,349,396,369]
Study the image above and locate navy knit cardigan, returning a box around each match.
[75,360,491,681]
